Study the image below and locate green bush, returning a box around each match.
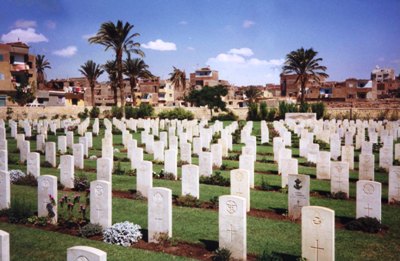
[266,108,277,121]
[111,106,123,119]
[3,197,35,224]
[158,107,194,120]
[299,102,310,113]
[311,102,326,119]
[73,174,90,192]
[200,171,230,186]
[247,102,260,120]
[125,106,138,119]
[79,223,103,238]
[345,217,382,233]
[260,101,268,120]
[175,195,201,208]
[13,173,38,187]
[137,103,154,118]
[89,106,100,118]
[212,248,232,261]
[278,102,298,118]
[211,111,239,121]
[77,108,89,120]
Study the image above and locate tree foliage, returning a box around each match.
[79,60,104,106]
[123,58,152,106]
[185,85,228,115]
[245,87,263,103]
[9,84,35,106]
[282,47,328,103]
[169,66,186,98]
[103,60,118,105]
[35,54,51,86]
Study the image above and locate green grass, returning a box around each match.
[2,121,400,261]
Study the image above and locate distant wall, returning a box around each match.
[0,105,399,121]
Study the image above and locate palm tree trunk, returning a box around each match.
[300,81,306,104]
[130,78,136,107]
[112,84,118,105]
[116,51,125,114]
[91,83,95,107]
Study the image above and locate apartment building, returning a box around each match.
[189,67,220,88]
[0,42,36,106]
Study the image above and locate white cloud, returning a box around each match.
[13,19,37,28]
[243,20,255,28]
[45,20,56,29]
[142,39,177,51]
[82,33,96,40]
[207,49,284,85]
[228,47,254,57]
[53,46,77,57]
[1,28,48,43]
[179,21,188,25]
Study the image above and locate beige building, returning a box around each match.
[0,42,37,106]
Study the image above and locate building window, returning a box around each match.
[0,73,4,80]
[0,95,7,107]
[0,54,3,61]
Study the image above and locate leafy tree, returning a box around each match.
[123,58,152,106]
[245,86,263,103]
[103,60,118,105]
[79,60,104,106]
[89,20,144,108]
[9,84,35,106]
[185,85,228,116]
[169,66,186,98]
[35,54,51,87]
[282,47,328,104]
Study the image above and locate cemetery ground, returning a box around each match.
[1,121,400,261]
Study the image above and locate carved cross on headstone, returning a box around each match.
[226,224,237,242]
[95,205,102,220]
[364,204,373,216]
[310,239,324,261]
[336,174,344,190]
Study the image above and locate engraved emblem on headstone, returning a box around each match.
[226,200,237,214]
[312,212,322,225]
[76,256,89,261]
[363,183,375,194]
[95,184,104,196]
[294,178,302,190]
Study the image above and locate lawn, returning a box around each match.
[2,120,400,261]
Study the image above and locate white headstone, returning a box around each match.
[131,147,143,170]
[137,161,153,198]
[0,230,9,261]
[73,143,84,170]
[164,149,178,179]
[182,164,199,199]
[341,145,354,170]
[58,136,67,154]
[148,187,172,243]
[316,151,331,180]
[388,166,400,204]
[27,152,40,178]
[230,169,250,212]
[302,206,335,261]
[20,140,30,163]
[356,180,381,220]
[199,152,213,177]
[67,246,107,261]
[281,158,298,188]
[219,195,246,260]
[38,175,58,224]
[60,155,74,189]
[0,171,10,210]
[288,174,310,220]
[180,142,192,164]
[211,143,222,168]
[45,142,56,167]
[90,180,112,228]
[0,151,7,173]
[97,157,112,183]
[330,162,349,198]
[239,154,255,188]
[153,141,165,162]
[359,154,375,181]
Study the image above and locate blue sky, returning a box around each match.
[1,0,400,85]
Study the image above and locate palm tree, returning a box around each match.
[169,66,186,99]
[79,60,104,106]
[36,54,51,87]
[282,47,328,104]
[103,60,118,105]
[123,58,153,106]
[89,20,144,108]
[245,86,263,103]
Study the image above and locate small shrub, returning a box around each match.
[158,108,194,120]
[137,103,154,118]
[77,108,89,120]
[4,197,35,224]
[259,101,268,120]
[13,173,38,187]
[89,106,100,118]
[256,250,284,261]
[41,161,54,168]
[209,196,219,208]
[73,174,90,192]
[278,101,297,119]
[211,111,238,121]
[311,102,326,120]
[247,102,260,121]
[27,216,48,226]
[113,160,125,175]
[212,248,232,261]
[79,223,103,238]
[125,106,138,119]
[298,102,310,113]
[175,195,201,208]
[226,154,240,161]
[9,169,27,183]
[103,221,143,247]
[200,172,230,186]
[266,108,277,122]
[345,217,382,233]
[111,106,123,119]
[330,191,348,200]
[220,163,228,170]
[154,169,176,180]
